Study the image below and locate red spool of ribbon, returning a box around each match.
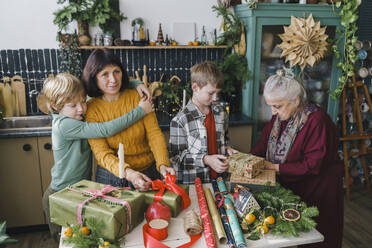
[147,219,169,241]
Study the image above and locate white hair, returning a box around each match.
[263,74,307,106]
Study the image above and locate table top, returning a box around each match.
[59,184,324,248]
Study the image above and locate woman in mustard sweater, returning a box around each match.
[83,49,175,191]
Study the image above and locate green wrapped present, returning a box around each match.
[49,180,146,241]
[142,181,189,217]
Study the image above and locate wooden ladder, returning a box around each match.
[340,78,372,200]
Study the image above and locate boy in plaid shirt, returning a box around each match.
[169,61,239,184]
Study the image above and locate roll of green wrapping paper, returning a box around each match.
[204,188,227,244]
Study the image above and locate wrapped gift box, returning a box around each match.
[230,169,276,190]
[142,184,189,217]
[49,180,146,241]
[228,153,265,178]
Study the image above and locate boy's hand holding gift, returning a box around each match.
[203,154,228,173]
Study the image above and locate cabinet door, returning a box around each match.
[0,137,45,227]
[229,125,252,153]
[38,136,53,194]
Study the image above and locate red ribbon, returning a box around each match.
[67,185,132,233]
[143,222,202,248]
[151,174,191,210]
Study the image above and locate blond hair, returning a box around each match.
[41,73,86,113]
[190,61,224,89]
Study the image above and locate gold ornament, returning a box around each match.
[278,14,328,71]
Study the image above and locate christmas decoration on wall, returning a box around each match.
[278,14,328,71]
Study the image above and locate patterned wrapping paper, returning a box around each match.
[230,169,276,190]
[216,177,247,248]
[194,177,217,248]
[204,188,227,244]
[49,180,146,240]
[228,153,265,178]
[211,180,237,248]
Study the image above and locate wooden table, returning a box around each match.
[59,184,324,248]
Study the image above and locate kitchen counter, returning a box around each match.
[0,112,254,139]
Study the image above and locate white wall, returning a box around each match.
[0,0,222,49]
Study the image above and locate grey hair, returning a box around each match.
[263,74,307,106]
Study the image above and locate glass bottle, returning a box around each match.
[201,26,207,45]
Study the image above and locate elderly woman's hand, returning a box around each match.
[136,83,152,101]
[265,160,279,172]
[125,168,152,191]
[226,146,239,156]
[159,165,176,177]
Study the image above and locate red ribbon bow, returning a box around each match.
[151,174,191,210]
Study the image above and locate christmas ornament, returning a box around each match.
[145,201,172,222]
[157,23,164,45]
[278,14,328,70]
[282,209,301,222]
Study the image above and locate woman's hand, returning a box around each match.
[125,168,152,191]
[159,165,176,177]
[139,97,154,114]
[226,146,239,156]
[136,84,152,101]
[203,154,228,173]
[265,160,279,172]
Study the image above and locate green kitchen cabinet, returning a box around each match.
[235,3,343,145]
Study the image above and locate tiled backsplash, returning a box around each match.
[0,47,225,115]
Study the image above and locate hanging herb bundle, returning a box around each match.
[58,31,82,78]
[240,184,319,240]
[63,218,121,248]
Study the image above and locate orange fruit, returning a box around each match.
[104,241,110,245]
[80,226,90,235]
[244,213,256,224]
[264,216,275,225]
[64,227,72,237]
[193,41,199,46]
[188,41,193,46]
[171,41,177,46]
[256,224,269,234]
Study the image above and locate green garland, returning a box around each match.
[241,184,319,240]
[63,218,121,248]
[330,0,360,98]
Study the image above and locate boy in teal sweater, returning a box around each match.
[41,73,153,241]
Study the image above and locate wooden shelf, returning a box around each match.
[79,45,227,50]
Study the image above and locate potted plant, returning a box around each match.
[53,0,92,45]
[89,0,126,37]
[53,0,126,46]
[0,221,17,248]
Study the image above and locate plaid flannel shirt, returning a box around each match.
[169,100,230,184]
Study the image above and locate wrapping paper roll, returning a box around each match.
[212,180,237,248]
[216,177,247,248]
[195,177,217,248]
[204,188,227,244]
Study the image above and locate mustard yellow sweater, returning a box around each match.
[86,89,170,177]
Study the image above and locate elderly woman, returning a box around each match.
[83,49,175,191]
[251,71,343,248]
